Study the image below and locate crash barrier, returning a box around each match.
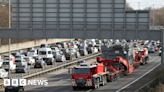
[0,39,69,54]
[135,75,164,92]
[0,52,101,89]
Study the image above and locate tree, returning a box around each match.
[126,3,133,10]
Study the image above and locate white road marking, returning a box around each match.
[116,62,161,92]
[86,89,92,92]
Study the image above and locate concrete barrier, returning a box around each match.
[0,39,69,53]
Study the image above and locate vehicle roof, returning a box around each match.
[39,48,52,51]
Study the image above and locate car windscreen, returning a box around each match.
[30,50,35,52]
[3,62,9,65]
[15,56,21,58]
[39,51,46,55]
[15,60,21,62]
[24,58,29,61]
[41,44,46,47]
[73,68,90,74]
[11,53,16,56]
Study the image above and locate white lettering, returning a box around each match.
[28,80,33,85]
[33,80,37,85]
[37,80,44,85]
[44,80,48,86]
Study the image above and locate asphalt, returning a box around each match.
[0,52,159,92]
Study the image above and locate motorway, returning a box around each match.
[0,52,159,92]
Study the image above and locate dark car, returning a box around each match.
[15,65,30,73]
[22,51,28,56]
[40,44,49,48]
[34,60,47,68]
[27,47,35,51]
[79,49,88,56]
[11,52,20,57]
[148,47,155,53]
[5,78,25,92]
[87,47,94,54]
[56,42,68,48]
[43,58,55,65]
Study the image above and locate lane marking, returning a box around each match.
[86,89,92,92]
[116,62,161,92]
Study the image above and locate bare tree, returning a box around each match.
[126,3,133,10]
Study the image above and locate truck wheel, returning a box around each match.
[104,76,107,85]
[110,76,114,82]
[101,76,105,86]
[97,78,100,88]
[93,79,98,89]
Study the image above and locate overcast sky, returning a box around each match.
[126,0,164,10]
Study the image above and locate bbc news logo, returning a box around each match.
[4,79,48,86]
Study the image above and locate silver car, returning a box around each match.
[55,54,66,62]
[148,47,155,53]
[15,65,30,73]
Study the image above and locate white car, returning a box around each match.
[0,59,4,68]
[0,69,8,79]
[24,56,35,65]
[51,47,60,52]
[93,47,98,53]
[27,52,38,57]
[55,54,66,62]
[30,49,37,54]
[2,61,16,71]
[4,55,15,60]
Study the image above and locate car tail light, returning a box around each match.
[51,60,53,62]
[34,63,36,65]
[40,63,42,65]
[23,68,25,70]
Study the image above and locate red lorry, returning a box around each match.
[71,43,149,89]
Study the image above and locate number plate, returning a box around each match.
[36,65,40,67]
[115,51,119,53]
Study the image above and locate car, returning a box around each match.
[51,47,60,52]
[66,42,71,48]
[94,45,101,51]
[155,47,158,51]
[55,54,66,62]
[92,47,98,53]
[5,78,25,92]
[27,52,38,57]
[69,48,81,58]
[61,48,70,54]
[0,59,4,68]
[159,48,161,56]
[15,59,27,67]
[22,51,28,56]
[15,50,24,54]
[148,47,155,53]
[133,42,138,47]
[64,52,76,60]
[54,44,62,49]
[50,44,56,48]
[87,47,94,54]
[33,56,42,61]
[30,49,37,54]
[43,57,55,65]
[79,49,88,56]
[52,51,61,58]
[11,52,20,57]
[40,44,49,48]
[95,39,102,44]
[24,56,35,65]
[38,48,53,58]
[76,60,85,65]
[127,39,133,42]
[34,60,47,68]
[15,55,25,60]
[0,69,8,79]
[4,55,15,61]
[141,40,148,45]
[56,42,68,48]
[27,47,35,51]
[2,61,16,71]
[15,65,30,73]
[157,43,161,48]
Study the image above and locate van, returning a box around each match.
[38,48,53,58]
